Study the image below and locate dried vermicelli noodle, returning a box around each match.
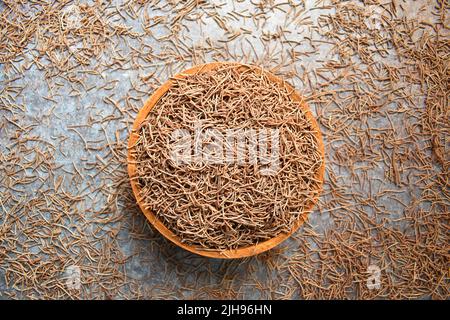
[0,0,448,300]
[131,64,324,250]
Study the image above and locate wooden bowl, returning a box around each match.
[127,62,325,259]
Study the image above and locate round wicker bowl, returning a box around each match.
[127,62,325,259]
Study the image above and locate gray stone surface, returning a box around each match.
[0,0,444,299]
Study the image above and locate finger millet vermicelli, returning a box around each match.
[131,64,324,250]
